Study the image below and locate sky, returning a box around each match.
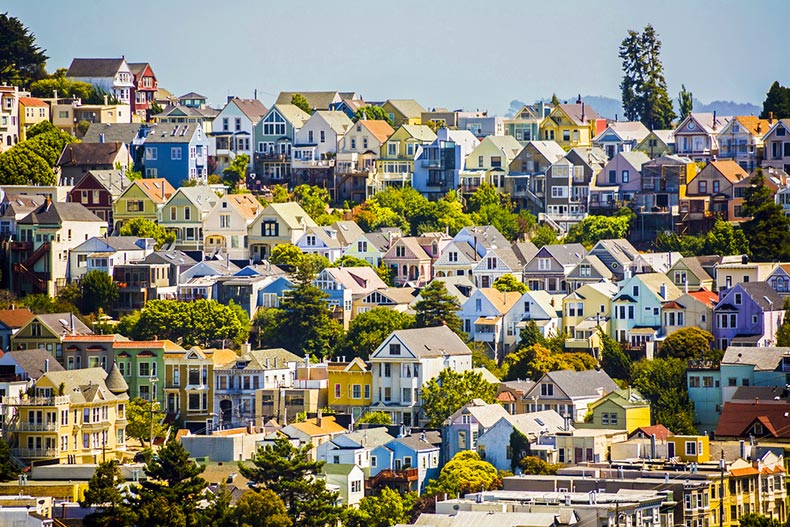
[6,0,790,115]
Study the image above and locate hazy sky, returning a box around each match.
[6,0,789,115]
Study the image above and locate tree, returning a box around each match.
[345,487,416,527]
[239,436,343,527]
[517,320,546,349]
[134,440,209,527]
[331,254,374,268]
[125,397,167,447]
[23,293,79,315]
[30,72,95,100]
[233,489,292,527]
[508,429,532,471]
[775,298,790,346]
[565,215,631,248]
[293,184,330,221]
[0,124,78,185]
[519,455,561,475]
[760,82,790,120]
[599,331,632,381]
[119,217,175,250]
[424,451,501,498]
[658,327,714,360]
[737,514,784,527]
[80,460,134,527]
[0,436,18,482]
[421,369,497,427]
[741,169,790,261]
[492,274,528,294]
[414,280,463,336]
[356,411,392,425]
[551,94,561,106]
[352,105,393,125]
[79,270,119,314]
[702,219,749,257]
[269,243,305,270]
[678,84,693,121]
[467,182,501,213]
[619,24,676,129]
[337,308,414,360]
[223,153,249,188]
[291,93,312,114]
[503,344,596,381]
[631,358,696,434]
[0,13,47,87]
[531,224,561,248]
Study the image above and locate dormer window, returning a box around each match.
[540,383,554,396]
[389,344,401,355]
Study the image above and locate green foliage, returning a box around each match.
[657,327,714,360]
[531,224,562,248]
[678,84,694,121]
[0,124,78,185]
[421,369,497,427]
[331,254,373,268]
[0,13,48,87]
[239,436,343,527]
[599,331,632,381]
[0,436,18,482]
[502,343,596,381]
[337,307,414,360]
[293,184,332,221]
[775,297,790,347]
[233,489,292,527]
[518,320,546,349]
[630,358,696,434]
[760,81,790,120]
[271,184,290,203]
[356,411,393,425]
[345,487,416,527]
[653,219,749,257]
[741,169,790,262]
[30,72,95,100]
[565,215,630,248]
[24,292,79,316]
[125,397,166,447]
[118,299,249,347]
[223,153,250,188]
[737,514,784,527]
[467,182,501,213]
[493,274,528,294]
[269,244,304,270]
[414,280,464,336]
[76,120,91,138]
[352,105,393,125]
[519,456,562,475]
[119,217,175,250]
[290,93,312,114]
[424,451,501,498]
[470,343,502,379]
[509,429,531,472]
[80,460,134,527]
[79,270,119,314]
[619,24,676,129]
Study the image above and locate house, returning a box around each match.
[61,334,129,373]
[504,103,551,144]
[295,226,344,263]
[68,235,152,282]
[112,178,175,232]
[10,313,92,363]
[335,119,395,203]
[112,259,173,313]
[589,151,649,214]
[370,432,441,494]
[459,135,523,199]
[252,104,310,189]
[114,340,183,404]
[211,97,268,173]
[767,264,790,296]
[673,112,731,163]
[369,325,472,427]
[433,241,480,281]
[554,428,628,464]
[458,288,522,360]
[66,169,131,229]
[151,103,218,131]
[143,123,210,187]
[610,272,682,350]
[458,114,505,139]
[326,358,373,419]
[381,99,426,128]
[715,256,778,293]
[82,122,152,171]
[203,193,261,261]
[214,263,290,317]
[370,124,436,197]
[762,118,790,173]
[562,282,618,354]
[522,243,586,294]
[10,200,107,296]
[666,256,717,291]
[716,116,771,171]
[341,232,389,267]
[662,289,717,337]
[0,308,34,352]
[248,202,317,262]
[506,140,566,213]
[524,369,619,422]
[264,414,347,460]
[317,426,394,470]
[593,122,651,159]
[540,101,606,150]
[635,130,675,159]
[411,128,478,200]
[66,57,134,105]
[323,464,365,506]
[513,290,562,341]
[0,193,45,238]
[292,111,353,190]
[158,185,218,251]
[471,244,523,289]
[57,142,131,184]
[442,399,511,462]
[274,91,355,111]
[543,147,607,232]
[315,266,387,328]
[712,282,784,350]
[582,388,650,433]
[383,237,432,287]
[127,62,158,120]
[680,160,748,233]
[18,96,49,141]
[633,155,696,242]
[476,410,569,470]
[587,239,640,281]
[715,396,790,441]
[0,85,19,152]
[0,348,64,424]
[143,249,198,286]
[3,365,128,463]
[356,286,418,314]
[565,255,614,293]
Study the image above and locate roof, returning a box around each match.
[526,140,567,163]
[541,369,619,399]
[272,104,311,128]
[594,388,650,409]
[680,113,732,134]
[705,160,749,183]
[57,142,126,166]
[479,288,522,315]
[331,221,364,246]
[721,346,790,370]
[399,124,437,144]
[130,178,176,204]
[178,92,207,100]
[724,281,784,310]
[19,202,104,225]
[230,98,268,122]
[732,116,772,137]
[559,103,602,125]
[218,347,302,370]
[539,243,587,266]
[385,99,427,119]
[127,62,151,76]
[72,235,146,253]
[391,432,440,452]
[445,398,511,428]
[1,194,45,219]
[288,415,347,437]
[330,427,394,449]
[511,241,538,266]
[275,91,342,110]
[649,130,675,145]
[384,326,471,358]
[104,362,128,393]
[687,288,718,307]
[41,367,127,405]
[146,123,204,143]
[143,250,198,266]
[321,266,387,295]
[67,58,126,78]
[172,185,219,213]
[262,202,316,230]
[3,348,65,377]
[83,123,147,145]
[322,463,360,476]
[316,110,354,135]
[617,150,651,168]
[19,96,48,108]
[716,401,790,439]
[78,169,131,197]
[505,410,571,438]
[0,308,34,329]
[223,194,261,220]
[595,121,650,142]
[628,424,673,441]
[359,120,395,143]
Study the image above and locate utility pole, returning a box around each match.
[720,448,726,527]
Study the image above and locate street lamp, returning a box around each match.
[764,296,774,346]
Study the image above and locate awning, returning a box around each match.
[629,327,658,336]
[475,316,501,326]
[731,335,762,345]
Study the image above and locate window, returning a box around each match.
[685,441,697,455]
[170,207,177,221]
[395,245,405,257]
[713,180,720,193]
[262,221,279,236]
[622,170,629,183]
[184,207,191,221]
[364,385,370,399]
[538,258,551,270]
[351,480,362,493]
[383,387,391,402]
[389,343,401,355]
[402,388,412,403]
[145,147,157,160]
[703,376,714,387]
[352,385,361,399]
[171,147,182,160]
[234,117,241,131]
[458,431,467,449]
[540,383,554,396]
[383,363,391,377]
[388,142,398,156]
[699,180,707,193]
[734,293,742,305]
[219,214,231,228]
[334,383,341,399]
[689,376,700,388]
[320,130,325,143]
[608,170,616,184]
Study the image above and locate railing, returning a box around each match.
[687,360,719,370]
[7,422,58,432]
[421,158,442,168]
[4,395,70,406]
[13,447,58,458]
[9,241,32,250]
[292,159,334,168]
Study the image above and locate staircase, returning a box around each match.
[13,263,48,294]
[538,213,566,236]
[24,241,50,268]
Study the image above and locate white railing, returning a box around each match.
[4,395,70,406]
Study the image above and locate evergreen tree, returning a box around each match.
[599,331,632,381]
[79,270,119,314]
[678,84,693,121]
[336,307,414,360]
[290,93,312,115]
[741,169,790,261]
[414,280,463,335]
[760,81,790,120]
[517,320,546,349]
[80,460,134,527]
[0,13,48,87]
[631,358,696,434]
[0,436,18,482]
[619,24,676,129]
[233,489,292,527]
[345,487,417,527]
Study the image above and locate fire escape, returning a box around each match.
[12,241,50,294]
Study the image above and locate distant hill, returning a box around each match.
[507,96,761,121]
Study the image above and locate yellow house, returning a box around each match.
[666,434,709,463]
[327,358,372,419]
[380,99,426,128]
[563,283,617,354]
[370,124,436,195]
[460,135,523,196]
[112,178,175,232]
[18,97,50,141]
[4,365,128,463]
[583,388,651,433]
[540,103,604,151]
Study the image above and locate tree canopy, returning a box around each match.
[492,274,528,294]
[80,460,134,527]
[356,411,393,425]
[0,13,48,87]
[336,307,414,360]
[599,331,632,382]
[0,437,18,482]
[233,489,292,527]
[760,81,790,120]
[565,214,631,248]
[678,84,693,121]
[352,106,393,125]
[290,93,312,114]
[657,327,714,360]
[503,343,596,381]
[421,369,497,427]
[125,397,167,447]
[414,280,463,336]
[223,153,249,188]
[0,122,77,185]
[119,217,176,250]
[741,169,790,262]
[631,357,696,434]
[345,487,416,527]
[424,451,501,498]
[79,270,119,314]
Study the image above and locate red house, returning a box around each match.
[67,169,132,229]
[128,62,158,120]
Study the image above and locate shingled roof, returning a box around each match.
[57,142,126,167]
[19,202,104,224]
[67,58,126,78]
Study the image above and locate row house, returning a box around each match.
[476,410,568,471]
[506,140,566,214]
[587,238,640,281]
[458,288,522,361]
[712,282,784,350]
[67,169,132,229]
[680,160,748,234]
[248,201,316,262]
[762,118,790,174]
[82,122,152,171]
[295,225,344,262]
[251,103,310,189]
[18,96,49,141]
[0,85,19,151]
[433,240,480,281]
[540,101,606,151]
[565,254,615,293]
[610,272,682,350]
[381,99,426,128]
[443,399,510,462]
[471,243,522,289]
[522,243,586,294]
[589,151,649,215]
[152,100,218,130]
[383,236,432,286]
[714,256,777,293]
[633,155,695,242]
[67,57,135,105]
[673,112,731,163]
[370,124,436,197]
[143,122,210,188]
[666,256,717,291]
[214,264,292,318]
[314,266,387,328]
[543,147,607,232]
[57,141,131,184]
[113,178,175,232]
[293,110,354,191]
[158,185,218,252]
[203,193,261,261]
[211,96,268,173]
[335,119,394,203]
[523,369,619,422]
[716,116,771,171]
[0,193,44,238]
[273,91,359,112]
[504,103,551,145]
[326,357,373,419]
[113,260,172,313]
[515,290,562,342]
[68,235,152,282]
[127,62,158,120]
[113,340,182,405]
[412,128,478,200]
[635,129,675,159]
[663,289,717,338]
[62,334,128,372]
[593,121,650,159]
[459,135,522,199]
[50,98,132,136]
[562,282,618,355]
[10,313,92,365]
[458,114,504,139]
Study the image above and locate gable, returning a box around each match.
[371,335,418,360]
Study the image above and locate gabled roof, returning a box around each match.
[67,58,126,78]
[649,130,675,144]
[3,348,65,377]
[19,202,104,224]
[358,120,395,143]
[479,288,522,315]
[390,431,440,452]
[399,124,437,144]
[331,221,364,246]
[41,367,127,405]
[222,194,260,220]
[19,96,47,108]
[687,288,718,307]
[0,308,34,329]
[218,347,302,370]
[275,91,343,110]
[132,178,176,203]
[445,398,511,428]
[678,112,732,134]
[179,92,207,100]
[384,99,426,119]
[721,346,790,370]
[628,424,672,441]
[591,388,649,410]
[171,185,219,213]
[511,241,538,266]
[287,415,347,437]
[315,110,354,135]
[33,313,92,337]
[1,194,45,219]
[721,281,783,310]
[594,121,650,143]
[538,369,618,399]
[143,250,198,266]
[537,243,587,266]
[361,232,391,253]
[591,238,639,263]
[557,103,602,125]
[617,150,650,169]
[569,255,613,280]
[704,160,749,183]
[145,123,203,143]
[127,62,153,76]
[271,104,311,128]
[525,140,566,162]
[57,142,126,166]
[672,256,715,283]
[80,169,132,197]
[380,325,471,358]
[479,135,523,159]
[716,401,790,439]
[329,427,394,449]
[72,235,146,253]
[320,266,387,294]
[227,98,268,122]
[503,409,570,438]
[730,116,772,137]
[261,202,316,229]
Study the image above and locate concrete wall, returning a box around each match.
[180,432,265,462]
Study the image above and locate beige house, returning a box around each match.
[203,194,261,260]
[247,201,316,262]
[18,96,50,141]
[715,258,777,292]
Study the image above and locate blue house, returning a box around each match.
[369,432,441,494]
[143,123,210,188]
[412,128,478,200]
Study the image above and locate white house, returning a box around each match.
[211,97,268,173]
[203,194,261,261]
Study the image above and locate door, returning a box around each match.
[574,448,583,463]
[668,442,675,458]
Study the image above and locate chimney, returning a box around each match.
[317,408,323,428]
[227,95,235,103]
[103,94,108,106]
[44,359,49,372]
[44,195,52,210]
[659,283,667,300]
[69,311,75,336]
[650,434,657,459]
[712,111,717,131]
[769,112,774,124]
[581,102,585,123]
[53,89,58,100]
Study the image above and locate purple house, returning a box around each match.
[589,151,648,214]
[713,282,784,350]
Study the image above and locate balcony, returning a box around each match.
[9,241,32,251]
[687,360,719,371]
[116,281,150,290]
[255,152,288,162]
[13,447,58,459]
[4,395,70,406]
[565,338,594,350]
[292,158,334,169]
[8,422,58,432]
[421,158,443,168]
